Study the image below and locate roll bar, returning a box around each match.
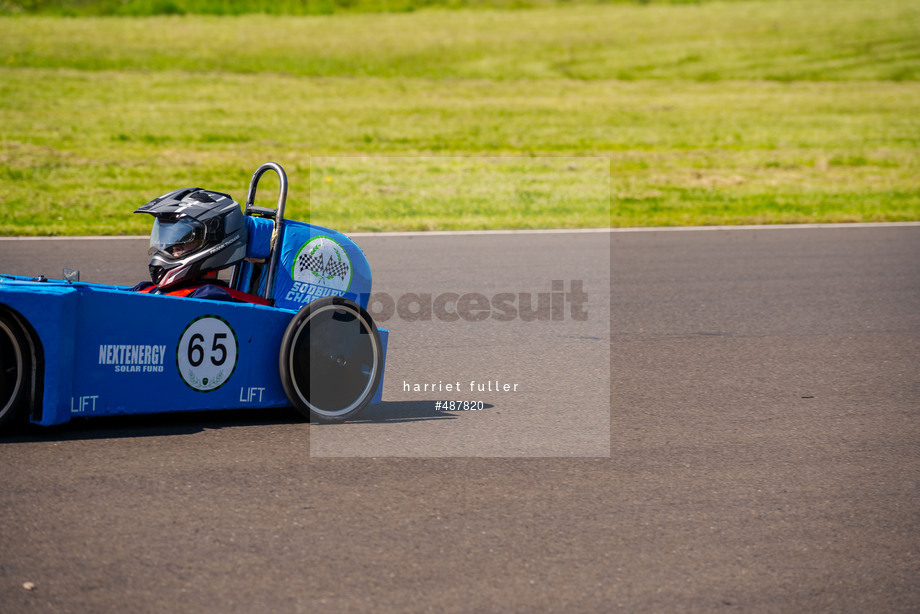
[233,162,288,301]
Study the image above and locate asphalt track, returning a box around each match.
[0,225,918,612]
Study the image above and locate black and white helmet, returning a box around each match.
[135,187,248,289]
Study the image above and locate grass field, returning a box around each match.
[0,0,778,17]
[1,0,919,234]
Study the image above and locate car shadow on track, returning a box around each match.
[0,401,490,441]
[0,407,305,442]
[349,400,495,423]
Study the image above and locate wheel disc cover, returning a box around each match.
[0,320,24,419]
[288,303,379,417]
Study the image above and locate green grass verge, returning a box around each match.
[3,0,769,18]
[4,2,918,81]
[1,0,919,235]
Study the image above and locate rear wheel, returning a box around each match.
[0,313,27,428]
[280,297,382,423]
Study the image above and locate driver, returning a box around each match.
[133,187,268,304]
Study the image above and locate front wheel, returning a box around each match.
[279,297,382,423]
[0,313,27,429]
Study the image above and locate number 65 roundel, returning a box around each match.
[176,315,239,392]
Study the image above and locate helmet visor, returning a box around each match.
[149,217,206,259]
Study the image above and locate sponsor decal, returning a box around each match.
[98,344,167,373]
[240,387,265,403]
[292,237,352,292]
[70,395,99,414]
[284,281,349,304]
[176,315,238,392]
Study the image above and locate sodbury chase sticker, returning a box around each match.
[293,236,352,292]
[176,316,238,392]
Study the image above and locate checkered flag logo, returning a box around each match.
[298,245,350,282]
[298,251,325,275]
[292,237,353,291]
[323,258,349,280]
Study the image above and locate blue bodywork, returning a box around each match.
[0,219,388,427]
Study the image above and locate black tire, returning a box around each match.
[279,296,382,423]
[0,313,27,429]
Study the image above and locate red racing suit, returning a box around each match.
[133,280,272,306]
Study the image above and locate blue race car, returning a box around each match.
[0,163,388,429]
